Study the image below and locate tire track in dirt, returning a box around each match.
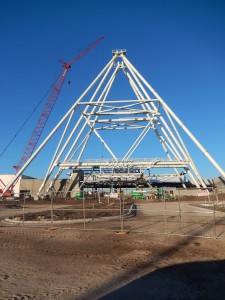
[0,228,96,241]
[2,226,224,300]
[1,228,201,300]
[0,294,35,300]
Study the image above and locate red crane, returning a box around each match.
[14,36,104,173]
[0,179,14,197]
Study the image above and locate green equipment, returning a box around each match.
[131,190,147,199]
[75,191,83,199]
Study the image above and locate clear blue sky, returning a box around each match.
[0,0,225,180]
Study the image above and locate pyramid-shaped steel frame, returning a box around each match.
[3,50,225,196]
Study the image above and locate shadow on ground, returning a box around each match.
[79,218,225,300]
[100,259,225,299]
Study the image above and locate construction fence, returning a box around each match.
[2,187,225,239]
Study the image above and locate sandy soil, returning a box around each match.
[1,225,225,300]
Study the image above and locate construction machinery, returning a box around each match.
[0,178,14,198]
[0,36,104,197]
[14,36,104,172]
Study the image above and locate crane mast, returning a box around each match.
[14,36,104,173]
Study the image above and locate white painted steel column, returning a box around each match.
[154,129,188,188]
[42,60,117,194]
[125,65,184,161]
[163,107,206,187]
[123,57,185,161]
[76,66,120,162]
[123,55,225,179]
[43,60,120,194]
[38,110,75,194]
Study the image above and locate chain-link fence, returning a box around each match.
[1,188,225,239]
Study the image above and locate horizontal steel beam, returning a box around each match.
[78,99,158,104]
[59,159,189,170]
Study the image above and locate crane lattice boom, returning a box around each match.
[14,36,104,172]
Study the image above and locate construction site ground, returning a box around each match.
[1,199,225,299]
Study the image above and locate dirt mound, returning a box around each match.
[9,201,133,222]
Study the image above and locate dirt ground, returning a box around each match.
[1,225,225,300]
[1,197,225,300]
[6,200,133,222]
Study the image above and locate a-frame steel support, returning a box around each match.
[3,50,225,196]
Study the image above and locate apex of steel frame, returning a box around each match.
[3,49,225,196]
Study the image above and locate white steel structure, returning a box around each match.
[2,50,225,195]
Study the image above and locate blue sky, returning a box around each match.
[0,0,225,180]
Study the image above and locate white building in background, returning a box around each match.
[0,172,81,199]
